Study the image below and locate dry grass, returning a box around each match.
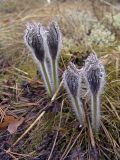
[0,0,120,160]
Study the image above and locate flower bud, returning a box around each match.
[47,21,62,60]
[63,67,80,97]
[84,53,105,96]
[25,23,47,63]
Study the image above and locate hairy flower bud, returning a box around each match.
[24,23,53,97]
[68,62,80,75]
[47,21,62,60]
[84,53,106,131]
[63,64,84,125]
[25,23,47,63]
[84,53,105,96]
[63,67,80,97]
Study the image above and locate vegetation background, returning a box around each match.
[0,0,120,159]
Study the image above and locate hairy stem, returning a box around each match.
[41,62,52,97]
[52,60,58,93]
[73,96,84,125]
[91,94,100,132]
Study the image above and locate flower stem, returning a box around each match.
[73,96,84,125]
[41,62,52,97]
[52,60,58,93]
[91,94,100,132]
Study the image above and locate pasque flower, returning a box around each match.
[47,21,62,92]
[25,23,46,62]
[63,63,84,125]
[24,23,52,97]
[84,53,106,131]
[47,21,62,60]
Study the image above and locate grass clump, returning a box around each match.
[0,1,120,160]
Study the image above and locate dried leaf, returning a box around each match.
[0,115,24,134]
[7,117,24,134]
[0,115,16,129]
